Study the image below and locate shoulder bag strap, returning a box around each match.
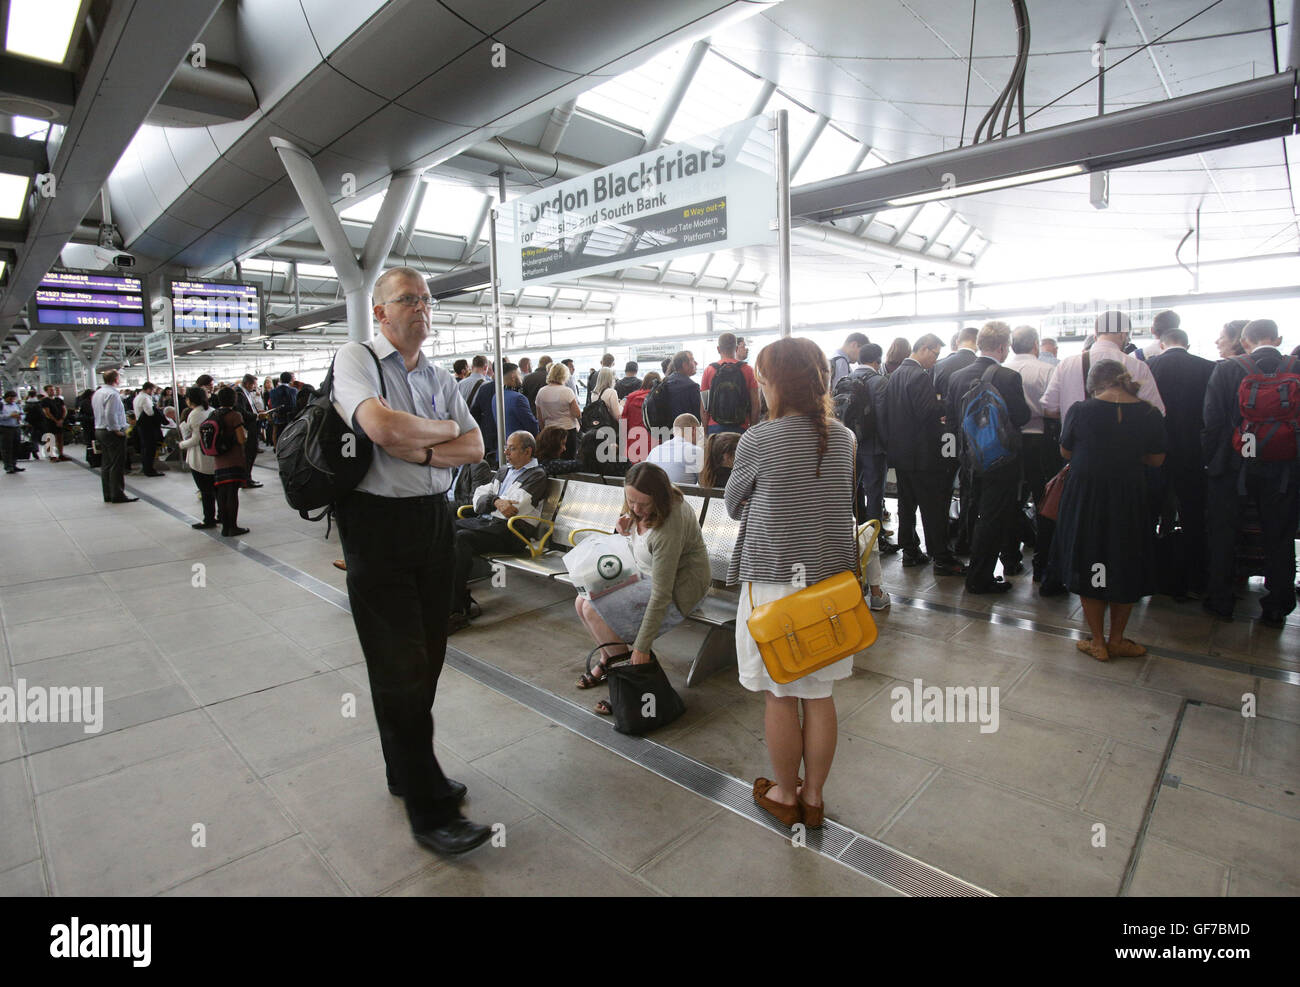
[1081,351,1090,391]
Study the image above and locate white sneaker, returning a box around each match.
[869,591,891,611]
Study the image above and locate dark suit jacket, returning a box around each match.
[521,368,549,410]
[945,356,1032,433]
[1147,347,1215,469]
[883,358,947,471]
[1202,347,1290,476]
[933,348,977,401]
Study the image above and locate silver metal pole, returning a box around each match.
[773,109,792,338]
[488,208,506,463]
[167,331,181,443]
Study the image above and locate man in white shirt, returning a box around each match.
[1041,311,1165,424]
[132,382,164,476]
[93,370,135,503]
[1007,326,1059,582]
[645,413,704,484]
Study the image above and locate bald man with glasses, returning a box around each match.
[330,266,492,855]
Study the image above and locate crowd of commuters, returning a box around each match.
[9,262,1297,854]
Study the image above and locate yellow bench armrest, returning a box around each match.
[857,520,881,571]
[568,526,614,547]
[506,515,554,558]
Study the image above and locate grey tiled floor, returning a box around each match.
[1,454,1297,896]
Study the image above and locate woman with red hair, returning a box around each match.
[725,337,859,830]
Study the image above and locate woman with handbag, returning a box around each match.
[726,337,864,829]
[574,462,711,716]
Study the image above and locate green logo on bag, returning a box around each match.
[597,555,623,580]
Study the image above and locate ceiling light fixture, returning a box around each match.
[885,165,1085,208]
[6,0,82,64]
[299,321,330,329]
[0,172,31,220]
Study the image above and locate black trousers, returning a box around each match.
[1150,461,1209,595]
[96,429,125,502]
[140,429,159,473]
[336,491,460,830]
[967,460,1022,588]
[244,432,259,474]
[856,451,888,525]
[895,468,953,561]
[1206,465,1299,617]
[452,516,522,612]
[0,427,16,471]
[192,470,216,524]
[216,482,240,532]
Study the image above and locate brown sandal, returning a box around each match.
[1108,638,1146,658]
[1076,638,1109,662]
[753,778,802,828]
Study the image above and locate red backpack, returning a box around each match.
[197,409,235,457]
[1231,354,1300,461]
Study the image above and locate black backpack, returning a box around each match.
[832,372,876,443]
[708,361,748,424]
[641,377,674,430]
[276,343,385,521]
[580,390,619,434]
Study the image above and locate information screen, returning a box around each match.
[29,269,148,329]
[169,279,261,333]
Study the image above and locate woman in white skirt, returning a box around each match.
[725,337,859,829]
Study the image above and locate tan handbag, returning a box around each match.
[746,570,877,684]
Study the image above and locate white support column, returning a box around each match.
[271,137,422,343]
[642,38,710,150]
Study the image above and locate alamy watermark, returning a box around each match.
[0,680,104,734]
[890,677,999,734]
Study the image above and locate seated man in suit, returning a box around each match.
[449,430,549,632]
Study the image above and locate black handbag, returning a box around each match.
[597,648,686,736]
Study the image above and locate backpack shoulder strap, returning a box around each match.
[1234,354,1258,376]
[467,378,485,407]
[1081,351,1090,390]
[361,342,387,399]
[981,363,999,384]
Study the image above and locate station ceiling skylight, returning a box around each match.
[577,45,686,135]
[794,124,862,184]
[413,177,489,239]
[664,51,764,142]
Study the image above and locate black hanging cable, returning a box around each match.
[999,0,1030,138]
[972,0,1026,142]
[959,0,977,147]
[1268,0,1280,73]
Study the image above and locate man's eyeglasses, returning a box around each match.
[382,293,433,308]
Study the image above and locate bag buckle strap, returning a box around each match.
[781,617,801,660]
[823,600,845,643]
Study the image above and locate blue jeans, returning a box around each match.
[858,451,887,524]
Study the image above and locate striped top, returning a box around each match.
[724,415,858,586]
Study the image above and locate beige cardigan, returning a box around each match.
[634,496,712,654]
[177,406,215,475]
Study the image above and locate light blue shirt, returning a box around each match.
[0,401,21,428]
[92,385,127,431]
[498,457,539,501]
[458,371,486,399]
[332,332,479,498]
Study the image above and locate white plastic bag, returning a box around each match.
[565,533,641,600]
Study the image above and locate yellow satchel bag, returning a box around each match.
[746,569,877,684]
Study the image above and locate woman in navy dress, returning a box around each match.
[1054,360,1166,661]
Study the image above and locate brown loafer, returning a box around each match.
[753,777,802,828]
[797,795,824,829]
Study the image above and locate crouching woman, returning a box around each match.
[574,462,712,714]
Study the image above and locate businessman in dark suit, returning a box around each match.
[946,322,1032,592]
[882,333,968,577]
[1202,319,1299,625]
[934,327,979,555]
[1147,328,1214,595]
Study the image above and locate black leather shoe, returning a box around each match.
[389,777,468,801]
[1257,611,1287,628]
[413,817,492,855]
[142,470,163,477]
[1039,581,1068,597]
[447,611,471,634]
[111,496,139,503]
[466,597,483,619]
[877,539,900,556]
[221,527,250,537]
[191,521,217,529]
[933,560,969,577]
[900,552,931,567]
[245,480,264,488]
[1201,600,1234,622]
[968,580,1013,594]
